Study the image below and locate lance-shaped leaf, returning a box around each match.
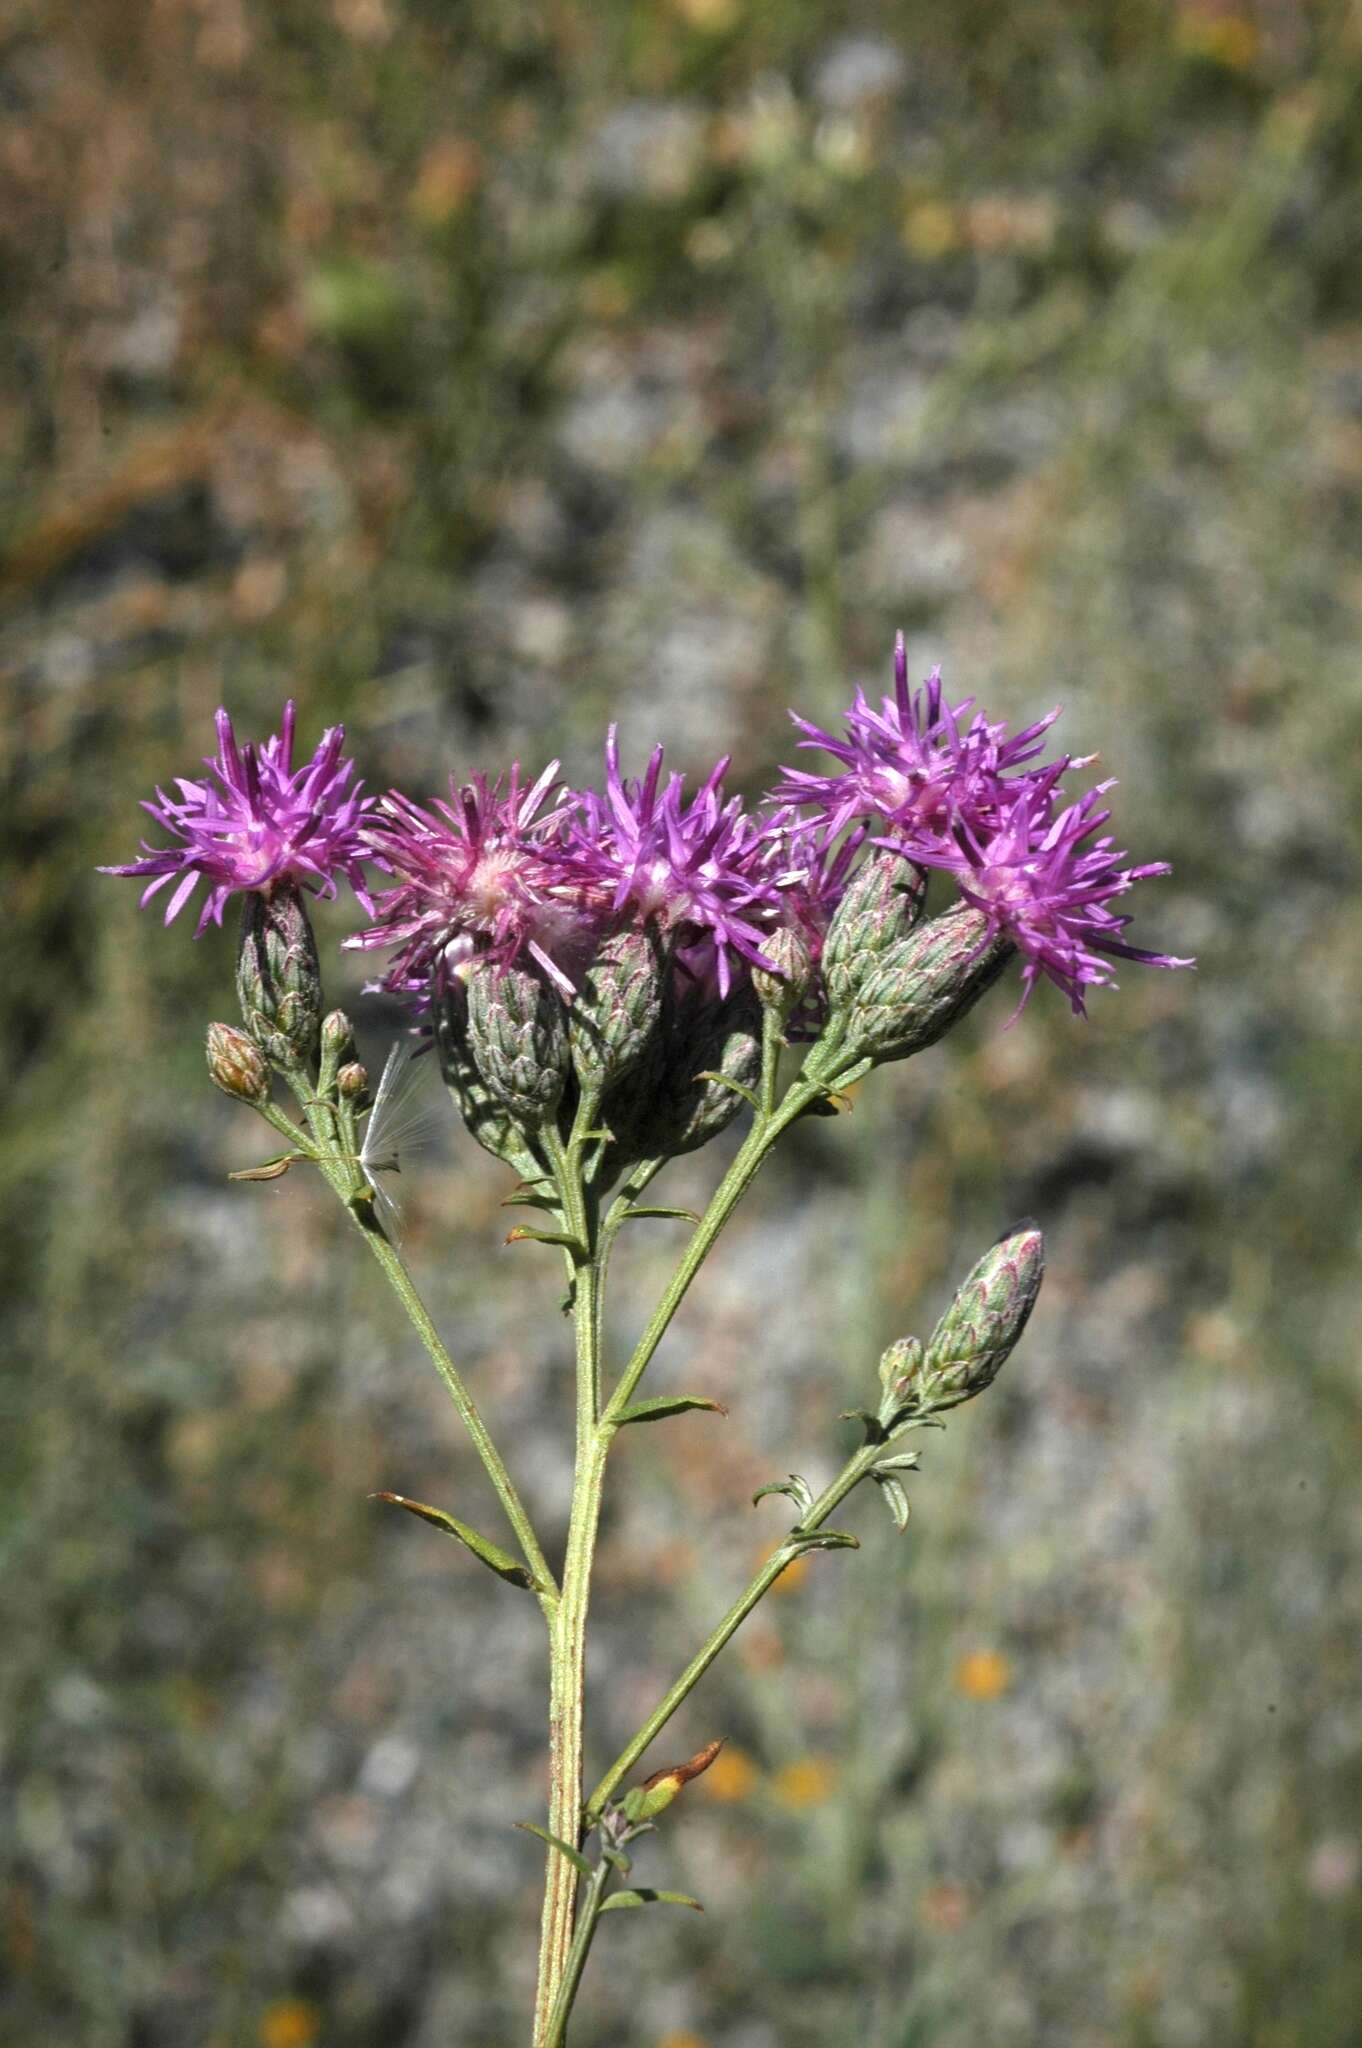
[505,1225,585,1252]
[599,1888,703,1913]
[515,1822,592,1877]
[692,1069,760,1110]
[370,1491,539,1592]
[785,1528,859,1554]
[753,1473,814,1517]
[839,1406,888,1444]
[228,1151,307,1182]
[872,1470,911,1532]
[619,1205,702,1226]
[615,1395,728,1428]
[874,1449,921,1472]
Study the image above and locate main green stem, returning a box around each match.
[584,1437,884,1825]
[533,1119,605,2046]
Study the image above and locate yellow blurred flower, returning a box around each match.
[1174,10,1259,71]
[408,139,482,229]
[699,1744,759,1802]
[669,0,738,27]
[955,1649,1012,1701]
[901,199,960,261]
[772,1757,837,1809]
[259,2000,320,2048]
[760,1544,808,1595]
[659,2033,711,2048]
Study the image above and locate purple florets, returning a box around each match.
[774,633,1068,862]
[557,728,784,997]
[345,762,594,1000]
[946,783,1193,1016]
[775,632,1192,1015]
[101,703,375,933]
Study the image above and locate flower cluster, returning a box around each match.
[100,703,375,934]
[776,633,1192,1014]
[104,640,1191,1021]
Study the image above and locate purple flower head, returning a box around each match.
[346,763,594,1002]
[763,809,864,956]
[559,728,785,997]
[101,703,376,933]
[947,782,1195,1017]
[775,633,1068,858]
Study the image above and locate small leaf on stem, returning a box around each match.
[872,1471,912,1531]
[619,1205,703,1225]
[599,1889,703,1913]
[752,1474,815,1517]
[370,1492,539,1591]
[785,1528,860,1554]
[227,1152,307,1182]
[615,1395,728,1428]
[515,1822,593,1877]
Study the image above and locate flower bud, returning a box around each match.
[570,926,665,1099]
[465,961,570,1130]
[632,984,761,1164]
[319,1007,357,1094]
[434,983,539,1171]
[206,1021,269,1105]
[620,1740,725,1824]
[843,903,1013,1066]
[877,1334,924,1407]
[751,924,814,1026]
[337,1060,368,1100]
[235,883,324,1072]
[820,851,926,1012]
[922,1222,1044,1407]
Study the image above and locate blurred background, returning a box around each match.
[4,3,1362,2044]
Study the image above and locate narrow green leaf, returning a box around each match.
[616,1395,728,1427]
[874,1450,921,1472]
[505,1226,584,1250]
[515,1822,593,1877]
[370,1492,539,1591]
[692,1070,760,1110]
[753,1474,814,1516]
[227,1151,307,1182]
[873,1471,912,1532]
[839,1407,888,1444]
[600,1845,633,1877]
[786,1528,860,1554]
[599,1888,703,1913]
[620,1205,702,1225]
[499,1187,561,1212]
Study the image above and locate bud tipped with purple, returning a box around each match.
[922,1222,1045,1407]
[206,1022,270,1105]
[235,882,325,1071]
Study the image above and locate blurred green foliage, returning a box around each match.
[5,2,1362,2044]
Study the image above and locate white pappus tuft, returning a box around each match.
[358,1038,440,1236]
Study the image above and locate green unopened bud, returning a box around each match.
[570,926,665,1098]
[206,1021,270,1105]
[337,1060,368,1100]
[638,986,761,1163]
[877,1334,924,1406]
[922,1222,1044,1406]
[319,1008,356,1094]
[620,1740,725,1824]
[843,903,1013,1066]
[821,851,926,1012]
[466,962,570,1129]
[751,925,814,1026]
[235,884,324,1072]
[434,982,540,1173]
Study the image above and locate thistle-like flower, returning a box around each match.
[946,783,1194,1015]
[559,729,784,997]
[346,764,593,1004]
[775,633,1064,860]
[101,703,375,932]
